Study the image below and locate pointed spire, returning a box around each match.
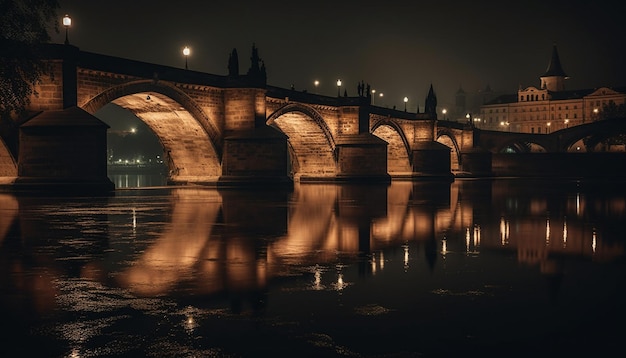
[542,44,568,78]
[425,83,438,117]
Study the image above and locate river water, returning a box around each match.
[1,177,625,357]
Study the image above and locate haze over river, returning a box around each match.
[1,177,624,357]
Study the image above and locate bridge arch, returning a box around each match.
[436,128,462,171]
[558,117,626,152]
[82,80,222,182]
[496,140,547,153]
[371,118,412,176]
[0,138,17,178]
[267,103,337,179]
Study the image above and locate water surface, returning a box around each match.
[1,178,624,357]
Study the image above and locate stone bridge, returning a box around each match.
[0,44,624,191]
[469,118,626,153]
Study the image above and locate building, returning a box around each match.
[479,45,626,133]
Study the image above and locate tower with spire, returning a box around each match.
[540,44,568,91]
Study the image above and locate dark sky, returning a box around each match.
[51,0,626,113]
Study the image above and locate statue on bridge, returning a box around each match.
[246,43,266,84]
[228,48,239,76]
[357,81,372,98]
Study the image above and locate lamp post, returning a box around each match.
[183,46,191,69]
[337,79,342,97]
[371,89,376,104]
[314,80,319,93]
[63,14,71,45]
[442,108,447,120]
[403,96,408,111]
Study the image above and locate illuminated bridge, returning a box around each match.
[0,44,624,191]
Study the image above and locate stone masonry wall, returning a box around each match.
[27,60,64,111]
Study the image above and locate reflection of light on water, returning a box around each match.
[314,265,323,290]
[592,229,597,254]
[183,306,199,333]
[132,208,137,232]
[546,218,551,246]
[576,192,581,216]
[441,237,447,256]
[403,244,409,271]
[184,315,196,333]
[500,217,509,246]
[563,218,568,248]
[370,251,386,274]
[465,226,481,254]
[473,225,481,248]
[371,254,377,275]
[333,264,348,291]
[335,273,347,291]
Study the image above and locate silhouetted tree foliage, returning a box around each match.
[0,0,59,119]
[600,101,626,120]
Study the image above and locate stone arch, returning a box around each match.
[371,120,411,175]
[497,140,547,153]
[0,137,17,178]
[267,103,336,179]
[82,80,222,182]
[561,118,626,152]
[436,129,461,171]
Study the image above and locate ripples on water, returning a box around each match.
[0,177,625,357]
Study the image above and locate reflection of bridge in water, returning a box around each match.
[5,180,621,300]
[2,44,625,192]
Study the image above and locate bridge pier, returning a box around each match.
[13,107,114,194]
[334,133,391,183]
[407,141,454,181]
[218,126,293,187]
[459,148,493,177]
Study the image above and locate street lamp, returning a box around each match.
[403,96,408,111]
[371,89,376,104]
[63,14,71,45]
[442,108,447,120]
[337,79,342,97]
[314,80,319,93]
[183,46,191,69]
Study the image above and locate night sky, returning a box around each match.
[51,0,626,114]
